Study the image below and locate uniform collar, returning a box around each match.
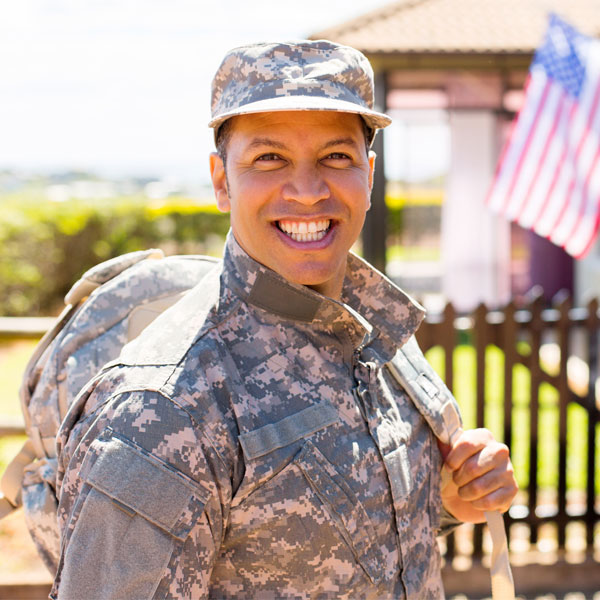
[222,231,425,351]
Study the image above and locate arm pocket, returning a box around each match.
[57,429,209,600]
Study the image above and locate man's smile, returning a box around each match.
[276,219,332,243]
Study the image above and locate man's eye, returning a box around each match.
[256,153,281,161]
[325,152,351,160]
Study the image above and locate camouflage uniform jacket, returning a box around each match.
[53,233,457,599]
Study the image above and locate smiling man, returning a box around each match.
[53,41,517,599]
[209,110,374,299]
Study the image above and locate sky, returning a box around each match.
[0,0,449,185]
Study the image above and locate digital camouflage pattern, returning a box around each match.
[208,40,392,135]
[53,232,461,599]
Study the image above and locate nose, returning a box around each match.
[281,163,330,205]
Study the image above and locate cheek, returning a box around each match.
[331,170,372,202]
[228,198,268,244]
[231,178,280,214]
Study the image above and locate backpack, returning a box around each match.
[0,249,513,599]
[0,249,219,570]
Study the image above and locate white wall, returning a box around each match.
[576,236,600,305]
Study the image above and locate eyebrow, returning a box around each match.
[246,136,360,151]
[320,137,361,150]
[246,137,288,150]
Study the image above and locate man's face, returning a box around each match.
[209,111,375,299]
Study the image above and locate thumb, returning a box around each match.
[437,439,455,492]
[437,438,452,462]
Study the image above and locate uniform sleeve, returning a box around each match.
[53,389,229,600]
[438,506,463,536]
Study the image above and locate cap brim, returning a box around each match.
[208,95,392,132]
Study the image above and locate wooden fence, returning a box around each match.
[416,291,600,564]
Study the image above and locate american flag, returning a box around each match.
[487,14,600,258]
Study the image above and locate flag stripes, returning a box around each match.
[487,14,600,258]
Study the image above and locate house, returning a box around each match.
[311,0,600,311]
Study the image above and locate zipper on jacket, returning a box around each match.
[352,351,377,424]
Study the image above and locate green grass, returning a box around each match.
[387,244,441,262]
[0,340,37,418]
[0,436,28,474]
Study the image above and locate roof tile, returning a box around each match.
[310,0,600,54]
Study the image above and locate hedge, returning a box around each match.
[0,196,230,316]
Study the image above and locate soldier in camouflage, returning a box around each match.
[53,40,517,599]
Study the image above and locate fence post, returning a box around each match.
[473,302,489,559]
[556,292,572,549]
[442,302,456,392]
[585,298,599,549]
[503,300,517,451]
[442,302,457,561]
[528,292,544,546]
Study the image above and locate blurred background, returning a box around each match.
[2,1,600,599]
[2,1,599,320]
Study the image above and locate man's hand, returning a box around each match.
[438,428,518,524]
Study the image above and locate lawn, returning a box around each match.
[0,339,49,584]
[0,340,35,473]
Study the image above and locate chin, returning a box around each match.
[284,268,342,297]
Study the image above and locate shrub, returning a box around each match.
[0,195,230,316]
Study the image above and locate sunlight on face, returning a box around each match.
[210,111,375,299]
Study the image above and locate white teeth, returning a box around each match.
[288,230,326,242]
[278,219,331,242]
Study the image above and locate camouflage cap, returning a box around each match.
[209,40,392,140]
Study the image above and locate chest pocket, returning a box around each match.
[235,403,386,587]
[296,440,386,585]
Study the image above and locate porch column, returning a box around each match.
[363,69,387,273]
[441,110,511,312]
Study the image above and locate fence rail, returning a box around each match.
[1,293,599,572]
[0,317,55,340]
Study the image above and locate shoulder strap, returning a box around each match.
[386,336,515,600]
[386,336,462,445]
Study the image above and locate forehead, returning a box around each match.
[227,110,365,142]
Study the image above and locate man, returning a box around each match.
[53,40,517,599]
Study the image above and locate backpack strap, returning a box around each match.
[386,336,515,600]
[64,249,164,306]
[386,336,462,445]
[0,440,36,517]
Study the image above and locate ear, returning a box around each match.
[367,150,376,209]
[209,152,230,213]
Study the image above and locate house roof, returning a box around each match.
[310,0,600,55]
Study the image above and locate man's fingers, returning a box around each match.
[455,465,517,510]
[452,442,511,487]
[444,428,495,471]
[441,427,519,521]
[460,475,517,513]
